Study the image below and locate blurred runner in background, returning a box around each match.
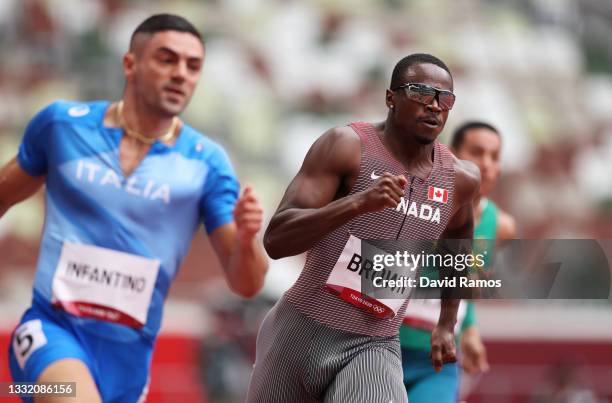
[401,121,516,402]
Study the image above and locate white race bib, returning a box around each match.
[52,242,160,328]
[403,299,467,332]
[325,235,413,319]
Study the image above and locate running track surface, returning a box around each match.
[3,333,612,402]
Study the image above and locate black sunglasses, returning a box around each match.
[393,83,456,111]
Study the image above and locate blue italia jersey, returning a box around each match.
[17,100,239,341]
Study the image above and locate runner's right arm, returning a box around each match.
[0,157,45,218]
[1,103,57,218]
[496,209,516,241]
[264,126,406,259]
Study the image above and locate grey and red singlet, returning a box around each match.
[247,122,457,403]
[285,121,456,336]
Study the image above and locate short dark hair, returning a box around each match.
[451,121,500,150]
[130,13,203,48]
[390,53,452,90]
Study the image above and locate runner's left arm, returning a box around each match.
[430,158,480,371]
[199,144,267,298]
[209,186,268,298]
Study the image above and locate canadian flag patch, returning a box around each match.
[427,186,448,204]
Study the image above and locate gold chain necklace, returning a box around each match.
[116,101,179,145]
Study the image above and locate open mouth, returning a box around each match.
[420,117,440,128]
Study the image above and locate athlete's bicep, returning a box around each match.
[278,168,343,211]
[275,127,360,212]
[0,157,45,216]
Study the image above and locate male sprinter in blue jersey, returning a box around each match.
[400,121,515,402]
[0,14,268,403]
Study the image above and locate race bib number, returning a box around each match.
[13,319,47,370]
[403,299,467,332]
[52,242,160,329]
[325,235,413,319]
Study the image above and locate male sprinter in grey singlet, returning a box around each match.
[247,54,481,403]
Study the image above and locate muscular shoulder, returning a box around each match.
[496,208,517,240]
[313,125,361,157]
[302,125,361,176]
[451,155,480,208]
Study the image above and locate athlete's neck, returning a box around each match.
[379,121,434,178]
[118,94,176,139]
